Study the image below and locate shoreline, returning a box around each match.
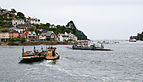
[0,41,71,46]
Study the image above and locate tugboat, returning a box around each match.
[45,47,60,60]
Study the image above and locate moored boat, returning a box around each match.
[129,39,136,42]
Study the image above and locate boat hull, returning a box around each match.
[19,56,45,63]
[45,55,60,60]
[73,47,111,51]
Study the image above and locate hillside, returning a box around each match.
[0,8,88,40]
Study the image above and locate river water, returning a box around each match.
[0,41,143,82]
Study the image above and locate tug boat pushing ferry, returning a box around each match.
[45,47,59,60]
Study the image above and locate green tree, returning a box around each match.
[16,12,25,18]
[29,27,34,31]
[45,23,51,27]
[11,9,16,13]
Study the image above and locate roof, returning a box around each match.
[13,18,24,20]
[46,31,54,36]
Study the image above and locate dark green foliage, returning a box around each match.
[0,15,13,27]
[45,23,50,27]
[31,39,35,41]
[21,38,26,42]
[137,32,143,41]
[0,28,10,32]
[16,12,25,18]
[66,21,88,40]
[10,38,26,42]
[10,9,16,13]
[29,27,34,31]
[33,21,88,40]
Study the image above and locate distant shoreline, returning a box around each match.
[0,41,71,46]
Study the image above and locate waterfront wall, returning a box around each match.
[0,41,71,46]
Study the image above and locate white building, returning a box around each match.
[26,17,40,25]
[39,31,57,41]
[58,32,77,42]
[39,33,46,40]
[0,32,9,42]
[27,31,37,41]
[49,24,56,28]
[9,27,24,33]
[12,18,25,27]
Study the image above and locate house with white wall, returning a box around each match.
[12,18,25,27]
[0,32,9,42]
[58,32,77,42]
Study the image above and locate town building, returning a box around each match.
[26,17,40,25]
[39,33,46,41]
[49,24,56,28]
[21,30,37,41]
[9,32,19,38]
[39,31,57,41]
[9,27,24,33]
[46,31,57,40]
[0,32,9,42]
[1,11,15,19]
[12,18,25,27]
[58,32,77,42]
[27,31,37,41]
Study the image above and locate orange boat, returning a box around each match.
[45,47,60,60]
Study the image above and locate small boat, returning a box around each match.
[45,47,60,60]
[129,39,136,42]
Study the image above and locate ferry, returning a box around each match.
[72,41,111,51]
[19,47,45,61]
[19,46,60,62]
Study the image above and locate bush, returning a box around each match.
[9,38,26,42]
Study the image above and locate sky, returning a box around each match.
[0,0,143,40]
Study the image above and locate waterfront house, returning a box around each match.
[1,11,15,19]
[27,31,37,41]
[12,18,25,27]
[0,32,9,42]
[9,27,24,33]
[39,33,46,41]
[46,31,57,40]
[9,32,19,38]
[21,30,37,41]
[17,23,36,30]
[39,31,57,41]
[58,32,77,42]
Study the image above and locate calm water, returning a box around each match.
[0,41,143,82]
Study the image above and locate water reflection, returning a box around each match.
[19,59,44,64]
[19,59,57,65]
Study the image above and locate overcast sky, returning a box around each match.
[1,0,143,40]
